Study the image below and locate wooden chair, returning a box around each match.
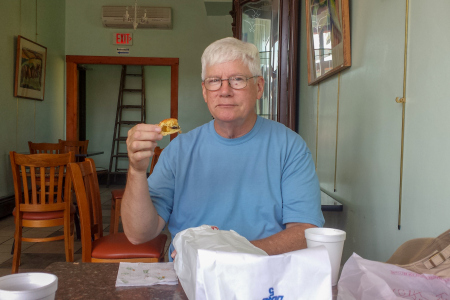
[110,147,163,234]
[28,141,64,154]
[149,147,163,175]
[58,139,89,162]
[10,152,75,274]
[29,140,84,239]
[56,139,90,239]
[67,158,167,263]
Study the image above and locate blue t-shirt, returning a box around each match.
[148,116,324,254]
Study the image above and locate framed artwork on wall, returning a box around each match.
[14,35,47,101]
[305,0,351,85]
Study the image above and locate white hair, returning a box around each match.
[201,37,262,80]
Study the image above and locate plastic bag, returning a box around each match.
[338,253,450,300]
[173,225,332,300]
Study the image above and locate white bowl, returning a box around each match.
[0,273,58,300]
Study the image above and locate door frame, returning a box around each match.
[65,55,179,140]
[230,0,298,131]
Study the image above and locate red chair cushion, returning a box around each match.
[92,233,167,259]
[12,204,76,220]
[111,189,124,200]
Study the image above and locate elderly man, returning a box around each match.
[122,37,324,259]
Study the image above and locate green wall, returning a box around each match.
[299,0,450,262]
[0,0,66,198]
[65,0,232,170]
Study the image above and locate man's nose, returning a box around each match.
[219,79,233,95]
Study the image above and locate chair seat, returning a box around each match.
[92,233,167,259]
[13,204,76,220]
[111,189,124,200]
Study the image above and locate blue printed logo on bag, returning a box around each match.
[263,287,284,300]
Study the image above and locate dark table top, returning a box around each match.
[44,262,338,299]
[321,190,343,212]
[75,151,104,157]
[44,262,188,300]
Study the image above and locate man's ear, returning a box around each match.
[256,76,265,99]
[202,82,208,103]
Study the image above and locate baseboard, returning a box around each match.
[0,195,15,219]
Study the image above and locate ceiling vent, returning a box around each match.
[102,6,172,29]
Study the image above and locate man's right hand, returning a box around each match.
[126,124,163,174]
[122,123,165,245]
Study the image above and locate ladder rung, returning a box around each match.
[126,73,143,77]
[114,137,127,141]
[119,121,141,125]
[123,89,143,92]
[112,153,128,157]
[121,105,143,109]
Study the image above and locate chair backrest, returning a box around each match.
[149,147,163,175]
[67,158,102,261]
[10,152,75,213]
[58,139,89,154]
[59,139,89,162]
[28,141,64,154]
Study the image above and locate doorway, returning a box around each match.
[65,55,179,140]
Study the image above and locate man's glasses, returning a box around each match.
[203,75,258,91]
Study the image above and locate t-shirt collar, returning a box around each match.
[209,116,263,145]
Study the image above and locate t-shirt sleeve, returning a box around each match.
[148,148,175,224]
[281,137,324,227]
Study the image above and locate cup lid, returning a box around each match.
[305,227,346,243]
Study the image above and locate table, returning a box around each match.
[44,262,188,299]
[75,151,105,165]
[75,151,104,158]
[321,190,343,212]
[44,262,338,299]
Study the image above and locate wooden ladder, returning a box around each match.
[107,65,146,186]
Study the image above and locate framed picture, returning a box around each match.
[305,0,351,85]
[14,35,47,100]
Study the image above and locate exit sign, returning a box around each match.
[114,33,133,45]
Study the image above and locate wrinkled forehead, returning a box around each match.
[204,59,251,78]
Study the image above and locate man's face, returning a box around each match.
[202,60,264,125]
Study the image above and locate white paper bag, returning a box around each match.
[338,253,450,300]
[173,225,268,299]
[195,248,332,300]
[173,225,332,300]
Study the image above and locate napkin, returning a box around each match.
[115,262,178,287]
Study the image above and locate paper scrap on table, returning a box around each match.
[115,262,178,287]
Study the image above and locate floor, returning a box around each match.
[0,184,171,276]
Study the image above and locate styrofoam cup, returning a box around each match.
[0,273,58,300]
[305,228,346,286]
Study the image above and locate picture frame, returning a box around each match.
[305,0,351,85]
[14,35,47,100]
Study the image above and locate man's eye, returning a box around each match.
[207,78,220,84]
[232,76,245,82]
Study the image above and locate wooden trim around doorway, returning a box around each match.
[65,55,179,140]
